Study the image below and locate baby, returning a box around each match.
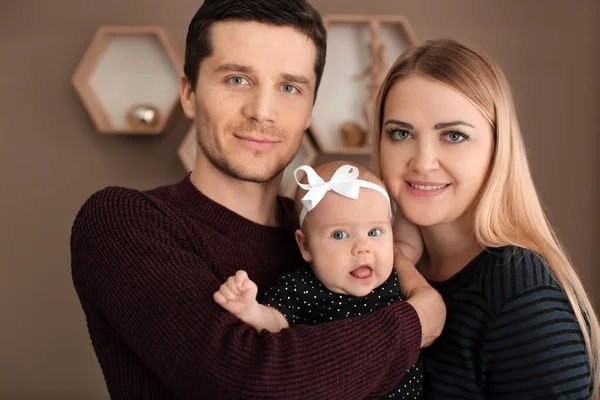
[214,160,423,399]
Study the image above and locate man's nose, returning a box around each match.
[242,88,277,124]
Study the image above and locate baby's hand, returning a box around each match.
[213,270,259,321]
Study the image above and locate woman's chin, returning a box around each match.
[403,211,445,228]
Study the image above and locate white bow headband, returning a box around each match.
[294,164,392,227]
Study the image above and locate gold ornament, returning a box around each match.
[126,104,160,129]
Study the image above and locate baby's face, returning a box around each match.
[298,188,394,297]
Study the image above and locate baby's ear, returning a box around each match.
[295,229,312,262]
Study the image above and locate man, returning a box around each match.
[70,0,445,398]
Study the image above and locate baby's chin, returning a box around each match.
[346,286,379,298]
[329,277,388,298]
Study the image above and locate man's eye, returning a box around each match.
[282,84,299,94]
[332,231,348,240]
[229,76,248,85]
[368,228,382,237]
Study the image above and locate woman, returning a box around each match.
[373,39,599,399]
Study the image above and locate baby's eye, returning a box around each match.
[368,228,382,237]
[332,231,348,240]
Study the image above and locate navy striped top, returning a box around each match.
[421,245,591,399]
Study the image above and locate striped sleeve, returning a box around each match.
[484,254,591,399]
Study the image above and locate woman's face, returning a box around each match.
[380,75,495,228]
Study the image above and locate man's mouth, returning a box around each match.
[235,135,279,149]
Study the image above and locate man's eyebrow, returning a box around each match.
[383,119,414,129]
[214,63,252,73]
[281,73,310,86]
[434,121,475,129]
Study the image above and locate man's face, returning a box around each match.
[181,20,317,183]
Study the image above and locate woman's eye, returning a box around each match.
[443,131,469,143]
[332,231,348,240]
[229,76,248,85]
[388,129,412,141]
[282,84,299,94]
[368,228,382,237]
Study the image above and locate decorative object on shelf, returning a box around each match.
[72,26,183,135]
[126,104,161,129]
[340,121,367,148]
[311,15,417,155]
[353,20,388,147]
[176,127,317,198]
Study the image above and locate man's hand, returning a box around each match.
[394,246,446,348]
[213,270,259,322]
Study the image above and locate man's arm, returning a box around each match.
[71,188,424,399]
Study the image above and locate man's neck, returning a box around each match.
[190,154,282,227]
[419,217,484,282]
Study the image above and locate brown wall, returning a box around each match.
[1,1,598,398]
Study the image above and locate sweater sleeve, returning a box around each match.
[484,273,591,398]
[70,188,422,400]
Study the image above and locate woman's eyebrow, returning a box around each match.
[384,119,414,129]
[434,120,475,129]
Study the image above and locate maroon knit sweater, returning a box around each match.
[70,175,422,399]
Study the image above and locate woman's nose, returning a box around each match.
[408,143,440,173]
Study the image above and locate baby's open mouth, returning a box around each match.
[350,265,373,279]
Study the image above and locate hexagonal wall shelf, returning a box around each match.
[311,15,417,155]
[178,127,317,198]
[72,26,183,134]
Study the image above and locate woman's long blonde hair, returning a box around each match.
[372,39,599,398]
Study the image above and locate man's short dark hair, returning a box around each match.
[184,0,327,98]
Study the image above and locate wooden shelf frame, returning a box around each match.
[72,26,184,135]
[310,14,417,155]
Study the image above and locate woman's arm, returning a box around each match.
[392,212,423,266]
[394,245,445,348]
[484,269,591,398]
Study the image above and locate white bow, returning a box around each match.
[294,164,392,227]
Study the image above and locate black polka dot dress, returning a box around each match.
[262,267,423,399]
